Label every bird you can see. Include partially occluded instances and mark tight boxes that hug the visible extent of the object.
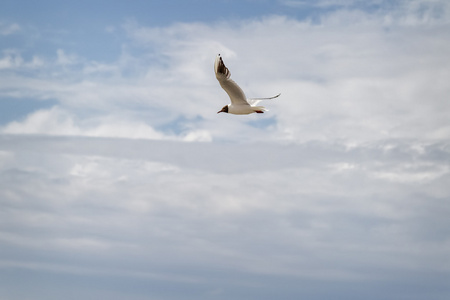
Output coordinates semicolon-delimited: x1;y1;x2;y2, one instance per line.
214;54;280;115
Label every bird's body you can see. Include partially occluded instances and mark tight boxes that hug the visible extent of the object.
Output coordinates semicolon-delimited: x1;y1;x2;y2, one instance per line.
214;54;280;115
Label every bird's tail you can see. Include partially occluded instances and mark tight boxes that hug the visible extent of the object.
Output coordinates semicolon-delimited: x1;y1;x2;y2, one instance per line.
248;93;280;106
248;93;281;101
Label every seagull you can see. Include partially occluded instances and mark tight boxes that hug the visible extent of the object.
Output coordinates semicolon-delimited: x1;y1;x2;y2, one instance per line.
214;54;280;114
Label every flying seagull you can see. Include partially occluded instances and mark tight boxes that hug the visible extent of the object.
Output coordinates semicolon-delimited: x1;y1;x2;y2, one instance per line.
214;54;280;114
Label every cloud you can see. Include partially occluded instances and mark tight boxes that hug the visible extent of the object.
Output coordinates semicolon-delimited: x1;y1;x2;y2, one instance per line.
0;106;212;142
280;0;450;22
0;50;24;69
0;22;20;35
1;135;449;299
280;0;365;8
56;49;78;66
0;49;45;70
1;2;450;299
0;106;199;141
2;4;449;144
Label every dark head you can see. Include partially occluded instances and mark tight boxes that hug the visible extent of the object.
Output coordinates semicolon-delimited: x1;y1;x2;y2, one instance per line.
217;105;229;114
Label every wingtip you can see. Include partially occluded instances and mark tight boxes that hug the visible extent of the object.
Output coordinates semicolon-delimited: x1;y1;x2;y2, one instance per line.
214;54;229;78
267;93;281;99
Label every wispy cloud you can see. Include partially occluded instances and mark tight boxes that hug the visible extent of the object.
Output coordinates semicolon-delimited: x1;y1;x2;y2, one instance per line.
280;0;388;9
0;49;45;70
1;4;449;143
0;22;20;35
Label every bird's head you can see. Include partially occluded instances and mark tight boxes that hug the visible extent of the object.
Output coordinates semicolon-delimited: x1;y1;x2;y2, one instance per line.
217;105;229;114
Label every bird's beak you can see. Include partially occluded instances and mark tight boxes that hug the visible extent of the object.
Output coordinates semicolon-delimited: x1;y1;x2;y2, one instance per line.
217;110;221;114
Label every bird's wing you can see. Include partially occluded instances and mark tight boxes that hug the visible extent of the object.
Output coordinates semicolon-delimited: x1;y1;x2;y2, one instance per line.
214;55;249;106
247;93;281;106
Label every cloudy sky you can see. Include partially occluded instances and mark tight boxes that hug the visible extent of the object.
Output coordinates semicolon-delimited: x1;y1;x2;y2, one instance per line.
1;0;450;299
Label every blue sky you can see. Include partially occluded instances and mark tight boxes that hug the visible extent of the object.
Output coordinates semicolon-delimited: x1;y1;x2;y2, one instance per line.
1;0;310;66
1;1;450;300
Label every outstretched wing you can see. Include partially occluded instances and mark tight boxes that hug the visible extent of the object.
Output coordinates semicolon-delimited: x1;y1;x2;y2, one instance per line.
214;54;249;106
247;93;281;106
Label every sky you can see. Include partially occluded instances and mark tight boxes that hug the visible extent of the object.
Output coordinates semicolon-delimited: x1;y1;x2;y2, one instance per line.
1;0;450;299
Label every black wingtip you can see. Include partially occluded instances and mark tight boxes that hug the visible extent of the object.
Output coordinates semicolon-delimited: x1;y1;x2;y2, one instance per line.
214;54;230;78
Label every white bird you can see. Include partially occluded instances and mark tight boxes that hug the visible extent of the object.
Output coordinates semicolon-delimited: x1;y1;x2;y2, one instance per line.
214;54;280;114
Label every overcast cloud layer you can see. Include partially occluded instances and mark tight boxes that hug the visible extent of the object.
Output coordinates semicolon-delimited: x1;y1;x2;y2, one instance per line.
1;135;449;300
1;0;450;299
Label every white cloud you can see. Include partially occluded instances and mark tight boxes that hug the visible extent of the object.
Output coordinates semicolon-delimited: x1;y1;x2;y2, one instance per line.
2;107;79;135
280;0;366;8
0;106;214;141
0;106;167;139
2;4;448;144
0;22;20;35
0;50;24;69
0;50;45;70
398;0;450;26
56;49;78;66
2;2;450;299
182;129;212;142
1;136;449;290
